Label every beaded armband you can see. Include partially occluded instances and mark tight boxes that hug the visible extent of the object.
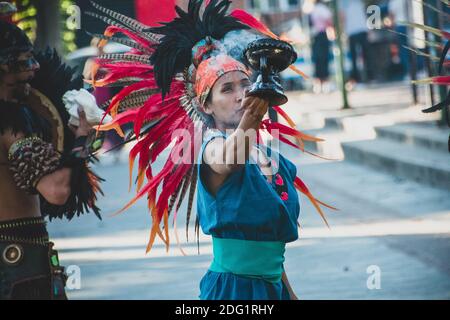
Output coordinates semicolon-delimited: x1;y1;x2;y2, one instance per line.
8;136;61;193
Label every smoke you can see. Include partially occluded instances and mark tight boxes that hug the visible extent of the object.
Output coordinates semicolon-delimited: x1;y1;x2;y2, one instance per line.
220;30;264;63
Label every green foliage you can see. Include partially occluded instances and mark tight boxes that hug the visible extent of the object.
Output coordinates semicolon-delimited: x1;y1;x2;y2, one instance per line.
60;0;77;54
13;0;36;42
12;0;78;54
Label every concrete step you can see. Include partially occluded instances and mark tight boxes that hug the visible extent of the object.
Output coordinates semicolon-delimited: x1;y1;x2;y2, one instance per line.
342;138;450;190
376;122;449;153
291;103;414;131
303;128;372;159
298;106;443;159
320;103;413;129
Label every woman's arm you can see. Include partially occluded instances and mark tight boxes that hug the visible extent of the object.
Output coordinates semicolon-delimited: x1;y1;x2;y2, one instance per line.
282;271;299;300
204;96;269;176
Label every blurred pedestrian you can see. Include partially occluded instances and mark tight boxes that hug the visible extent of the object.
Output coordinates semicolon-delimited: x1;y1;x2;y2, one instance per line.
389;0;410;79
310;0;333;93
340;0;373;83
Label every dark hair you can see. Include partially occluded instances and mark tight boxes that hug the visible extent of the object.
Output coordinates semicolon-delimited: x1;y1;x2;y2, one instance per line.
0;21;32;65
205;90;213;105
201;91;216;127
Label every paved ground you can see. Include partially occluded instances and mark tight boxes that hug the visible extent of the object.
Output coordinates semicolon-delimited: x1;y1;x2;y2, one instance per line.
47;82;450;300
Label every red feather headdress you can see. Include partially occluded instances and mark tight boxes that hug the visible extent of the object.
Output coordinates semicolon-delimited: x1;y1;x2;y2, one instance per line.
87;0;337;253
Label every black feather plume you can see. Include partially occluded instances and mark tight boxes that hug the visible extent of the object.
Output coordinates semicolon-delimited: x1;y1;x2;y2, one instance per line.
149;0;248;99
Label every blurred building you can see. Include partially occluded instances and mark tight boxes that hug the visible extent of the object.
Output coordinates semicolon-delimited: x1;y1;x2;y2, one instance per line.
244;0;302;33
177;0;302;34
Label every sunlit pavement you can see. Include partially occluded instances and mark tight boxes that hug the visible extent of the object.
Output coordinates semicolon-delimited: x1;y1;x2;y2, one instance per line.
47;84;450;300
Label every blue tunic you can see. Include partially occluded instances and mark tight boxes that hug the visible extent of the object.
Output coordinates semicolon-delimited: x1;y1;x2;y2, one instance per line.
197;130;301;300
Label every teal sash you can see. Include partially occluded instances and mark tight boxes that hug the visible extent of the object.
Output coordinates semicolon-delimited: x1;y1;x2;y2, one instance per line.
209;237;286;283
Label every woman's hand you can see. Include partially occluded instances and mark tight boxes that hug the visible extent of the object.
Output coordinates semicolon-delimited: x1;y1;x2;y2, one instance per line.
237;95;269;135
241;95;269;121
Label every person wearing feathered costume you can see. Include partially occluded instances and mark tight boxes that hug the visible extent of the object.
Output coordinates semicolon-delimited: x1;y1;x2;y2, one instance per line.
0;3;105;299
89;0;336;300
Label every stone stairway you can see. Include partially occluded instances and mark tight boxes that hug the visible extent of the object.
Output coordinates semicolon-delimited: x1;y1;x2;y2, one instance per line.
298;105;450;190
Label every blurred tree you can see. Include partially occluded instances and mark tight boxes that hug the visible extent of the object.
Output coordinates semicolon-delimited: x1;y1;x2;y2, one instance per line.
33;0;61;52
13;0;37;42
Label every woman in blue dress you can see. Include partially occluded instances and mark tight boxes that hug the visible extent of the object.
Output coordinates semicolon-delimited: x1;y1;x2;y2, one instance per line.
92;0;334;300
196;67;300;300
